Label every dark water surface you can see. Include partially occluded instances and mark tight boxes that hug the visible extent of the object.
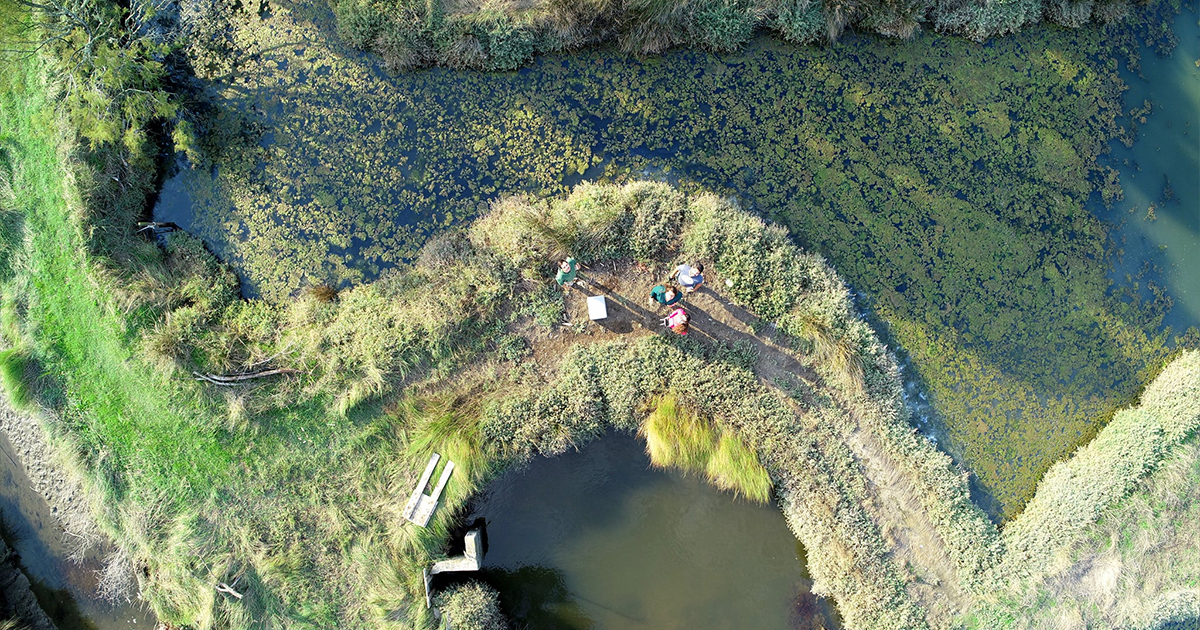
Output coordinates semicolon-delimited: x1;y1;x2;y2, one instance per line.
457;433;837;630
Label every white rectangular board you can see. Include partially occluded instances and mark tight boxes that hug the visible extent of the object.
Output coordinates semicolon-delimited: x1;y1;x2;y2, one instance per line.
587;295;608;320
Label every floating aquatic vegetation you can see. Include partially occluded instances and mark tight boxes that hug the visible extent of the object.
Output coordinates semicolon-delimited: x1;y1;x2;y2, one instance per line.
168;0;1187;517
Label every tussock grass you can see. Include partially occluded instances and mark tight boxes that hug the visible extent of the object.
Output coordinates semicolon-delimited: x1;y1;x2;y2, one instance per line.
641;394;771;502
0;347;32;409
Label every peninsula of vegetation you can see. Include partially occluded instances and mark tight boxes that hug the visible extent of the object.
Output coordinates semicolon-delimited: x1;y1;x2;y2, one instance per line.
0;0;1198;627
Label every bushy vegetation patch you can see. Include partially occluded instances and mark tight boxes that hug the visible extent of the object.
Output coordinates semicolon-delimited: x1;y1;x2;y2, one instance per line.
434;581;509;630
332;0;1172;67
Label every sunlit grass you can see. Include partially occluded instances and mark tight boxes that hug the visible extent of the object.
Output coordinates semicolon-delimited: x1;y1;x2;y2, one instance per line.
641;394;771;502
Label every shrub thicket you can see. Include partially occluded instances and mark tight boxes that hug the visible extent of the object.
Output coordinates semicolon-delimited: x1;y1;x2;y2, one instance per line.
333;0;1158;68
435;582;508;630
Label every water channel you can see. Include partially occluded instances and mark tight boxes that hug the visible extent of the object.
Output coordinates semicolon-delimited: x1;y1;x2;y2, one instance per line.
452;433;837;630
0;425;156;630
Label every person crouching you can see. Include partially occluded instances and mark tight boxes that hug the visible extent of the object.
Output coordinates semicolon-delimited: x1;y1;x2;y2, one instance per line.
661;307;690;335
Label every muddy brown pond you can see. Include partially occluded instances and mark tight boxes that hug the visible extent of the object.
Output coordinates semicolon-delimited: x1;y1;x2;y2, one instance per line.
446;433;839;630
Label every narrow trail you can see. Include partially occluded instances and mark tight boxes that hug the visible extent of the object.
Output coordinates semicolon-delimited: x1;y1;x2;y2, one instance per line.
523;260;967;628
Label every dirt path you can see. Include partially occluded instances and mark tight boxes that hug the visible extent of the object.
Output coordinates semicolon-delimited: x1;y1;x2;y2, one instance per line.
521;260;967;627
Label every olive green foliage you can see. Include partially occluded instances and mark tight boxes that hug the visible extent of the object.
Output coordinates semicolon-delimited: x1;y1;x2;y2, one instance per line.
333;0;1154;67
434;582;508;630
175;6;1182;515
641;393;772;502
475;181;686;268
969;351;1200;629
9;0;191;163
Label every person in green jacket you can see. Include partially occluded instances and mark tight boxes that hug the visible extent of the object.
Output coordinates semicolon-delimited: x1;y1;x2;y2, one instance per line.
555;258;579;288
648;284;681;307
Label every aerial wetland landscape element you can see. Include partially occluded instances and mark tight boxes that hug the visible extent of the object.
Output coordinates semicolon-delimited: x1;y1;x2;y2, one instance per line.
458;433;837;629
159;0;1197;518
1;0;1199;625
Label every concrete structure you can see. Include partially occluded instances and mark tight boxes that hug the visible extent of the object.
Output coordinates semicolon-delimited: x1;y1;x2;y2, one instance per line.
403;453;454;528
430;529;484;575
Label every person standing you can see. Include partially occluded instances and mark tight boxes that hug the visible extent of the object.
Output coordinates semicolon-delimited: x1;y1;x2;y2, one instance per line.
648;284;682;307
555;258;579;289
671;262;705;293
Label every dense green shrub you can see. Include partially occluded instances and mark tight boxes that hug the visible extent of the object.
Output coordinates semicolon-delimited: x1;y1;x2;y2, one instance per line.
435;582;508;630
336;0;387;49
771;0;826;43
689;0;762;51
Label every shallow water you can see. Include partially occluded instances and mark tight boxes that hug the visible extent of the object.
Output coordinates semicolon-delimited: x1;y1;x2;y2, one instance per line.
0;430;156;630
455;433;836;630
1095;6;1200;334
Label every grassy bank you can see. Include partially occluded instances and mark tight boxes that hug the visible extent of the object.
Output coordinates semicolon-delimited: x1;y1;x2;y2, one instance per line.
967;350;1200;629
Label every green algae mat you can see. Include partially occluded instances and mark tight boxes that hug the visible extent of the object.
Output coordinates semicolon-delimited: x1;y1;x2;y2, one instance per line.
166;1;1189;518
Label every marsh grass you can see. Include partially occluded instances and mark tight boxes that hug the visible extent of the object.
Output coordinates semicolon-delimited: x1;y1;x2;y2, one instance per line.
336;0;1143;68
0;347;32;409
641;394;771;502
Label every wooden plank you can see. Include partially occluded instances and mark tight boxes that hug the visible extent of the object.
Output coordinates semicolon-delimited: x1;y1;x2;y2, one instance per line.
404;455;455;527
423;568;431;609
403;454;440;522
411;461;454;527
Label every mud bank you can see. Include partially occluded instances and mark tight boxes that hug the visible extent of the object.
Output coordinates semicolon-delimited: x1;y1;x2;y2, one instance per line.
0;399;157;630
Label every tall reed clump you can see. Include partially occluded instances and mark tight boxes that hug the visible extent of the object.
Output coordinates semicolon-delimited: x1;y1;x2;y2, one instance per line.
641;393;772;502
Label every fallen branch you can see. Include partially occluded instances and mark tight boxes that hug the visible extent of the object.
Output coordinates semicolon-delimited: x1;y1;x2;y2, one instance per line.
193;368;301;386
216;581;244;600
